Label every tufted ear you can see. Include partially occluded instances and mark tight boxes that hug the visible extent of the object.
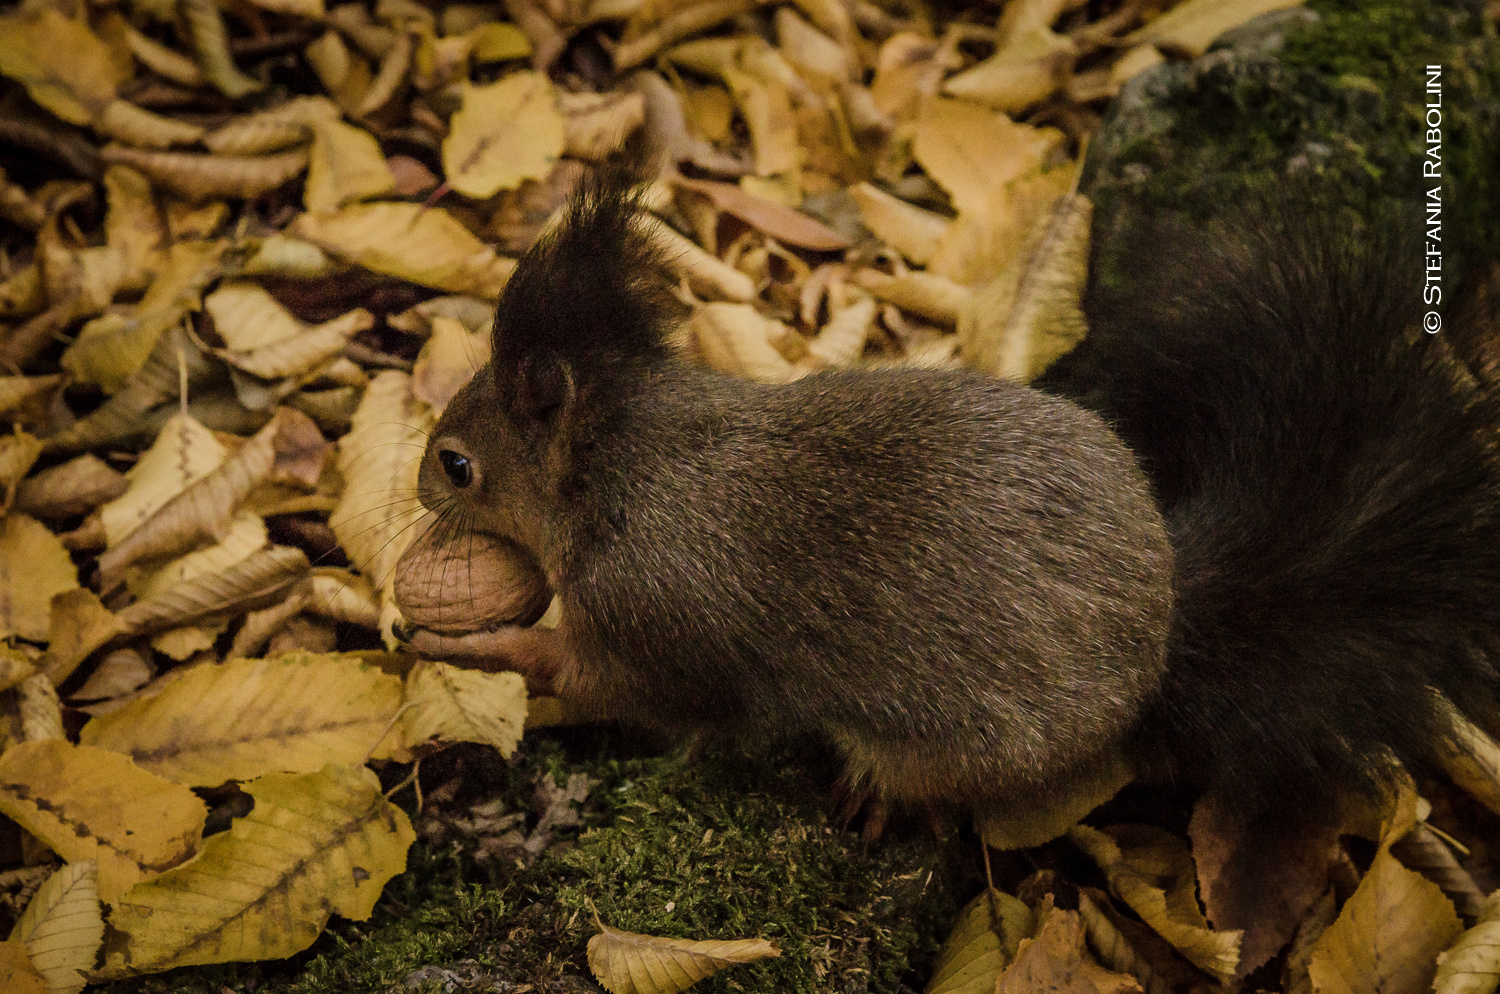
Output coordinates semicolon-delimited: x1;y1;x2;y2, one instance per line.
490;171;676;424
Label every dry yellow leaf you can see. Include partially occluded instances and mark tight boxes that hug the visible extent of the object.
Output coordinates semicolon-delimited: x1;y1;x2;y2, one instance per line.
0;374;61;416
73;648;153;703
217;308;374;381
851;269;971;326
9;672;64;745
39;589;123;687
686;302;806;382
306;569;382;628
243;234;336;277
104;764;414;975
1307;847;1462;994
305;118;396;213
101;146;309;203
1126;0;1306;57
356;30;412;117
9;861;103;994
0;740;205;903
0;262;43;319
959;190;1090;382
125;512;268;602
332;370;435;642
0;9;119;125
469;21;533;61
60;239;226;393
0;426;43;513
245;0;325;18
0;644;35;693
101;412;227;549
443;72;566;199
114;543;310;637
120;21;205;87
97;408;295;584
102;166;166;293
975;746;1130;850
926;888;1033;994
913;97;1063;213
205;281;306;352
849;182;951;266
94;100;207;150
291;202;515;299
401;660;527;755
1075;891;1174;994
203;96;338;155
1434;892;1500;994
587;913;781;994
0;941;46;994
81;652;406;785
180;0;263;98
673;175;852;250
1069;824;1241;982
412;315;491;413
0;515;78;643
1438;709;1500;818
942;23;1074;112
997;901;1143;994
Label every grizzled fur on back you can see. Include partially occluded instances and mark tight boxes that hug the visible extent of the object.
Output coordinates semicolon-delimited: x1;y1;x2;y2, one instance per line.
441;174;1179;809
1045;201;1500;826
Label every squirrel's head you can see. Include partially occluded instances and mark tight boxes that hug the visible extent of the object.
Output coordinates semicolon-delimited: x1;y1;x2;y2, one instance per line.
417;172;678;557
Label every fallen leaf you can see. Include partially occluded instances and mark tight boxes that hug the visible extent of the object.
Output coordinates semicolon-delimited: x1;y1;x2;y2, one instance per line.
1434;892;1500;994
9;861;103;994
1126;0;1307;57
443;71;566;199
412;315;491;413
0;9;119;125
1306;847;1462;994
100;146;309;203
997;899;1142;994
0;515;78;642
1069;824;1242;982
305;118;396;214
0;942;46;994
926;888;1034;994
292;202;516;299
957;190;1091;381
114;544;311;637
913;96;1063;213
587;911;781;994
0;740;205;903
401;660;527;755
673;174;852;250
103;764;414;974
100;412;228;550
81;651;406;785
332;370;435;644
849;182;951;266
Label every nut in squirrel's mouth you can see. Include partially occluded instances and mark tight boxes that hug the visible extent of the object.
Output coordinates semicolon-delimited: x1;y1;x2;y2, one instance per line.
393;526;554;636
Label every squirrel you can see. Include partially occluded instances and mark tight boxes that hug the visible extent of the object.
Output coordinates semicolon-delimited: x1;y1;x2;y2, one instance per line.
392;174;1500;853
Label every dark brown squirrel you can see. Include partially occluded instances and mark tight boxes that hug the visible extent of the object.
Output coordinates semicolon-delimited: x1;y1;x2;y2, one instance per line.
393;175;1500;852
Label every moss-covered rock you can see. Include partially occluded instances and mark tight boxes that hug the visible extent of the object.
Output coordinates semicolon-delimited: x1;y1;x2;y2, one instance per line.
1084;0;1500;263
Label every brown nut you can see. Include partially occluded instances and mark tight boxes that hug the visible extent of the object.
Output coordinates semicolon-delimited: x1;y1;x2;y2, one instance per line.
394;526;552;634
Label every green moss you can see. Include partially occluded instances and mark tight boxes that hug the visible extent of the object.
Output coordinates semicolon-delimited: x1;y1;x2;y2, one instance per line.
99;738;961;994
1087;0;1500;262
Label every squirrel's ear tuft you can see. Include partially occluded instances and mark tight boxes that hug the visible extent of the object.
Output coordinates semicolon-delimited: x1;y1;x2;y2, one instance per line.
491;171;676;390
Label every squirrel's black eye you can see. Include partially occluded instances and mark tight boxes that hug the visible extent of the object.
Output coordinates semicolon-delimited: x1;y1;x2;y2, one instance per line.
438;449;473;488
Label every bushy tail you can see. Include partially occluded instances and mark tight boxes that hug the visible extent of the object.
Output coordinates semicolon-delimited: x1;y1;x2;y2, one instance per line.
1045;197;1500;823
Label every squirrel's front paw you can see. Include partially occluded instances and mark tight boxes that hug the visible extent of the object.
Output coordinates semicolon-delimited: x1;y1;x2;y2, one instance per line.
399;623;562;697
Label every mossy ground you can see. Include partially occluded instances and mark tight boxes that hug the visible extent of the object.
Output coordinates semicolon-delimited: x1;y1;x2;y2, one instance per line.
100;730;969;994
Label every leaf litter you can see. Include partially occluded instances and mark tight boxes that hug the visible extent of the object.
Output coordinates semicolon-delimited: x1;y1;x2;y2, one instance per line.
0;0;1490;990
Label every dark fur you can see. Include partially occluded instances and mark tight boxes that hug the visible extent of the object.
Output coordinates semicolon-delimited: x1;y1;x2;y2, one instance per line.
411;177;1500;833
1045;201;1500;825
417;181;1175;811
